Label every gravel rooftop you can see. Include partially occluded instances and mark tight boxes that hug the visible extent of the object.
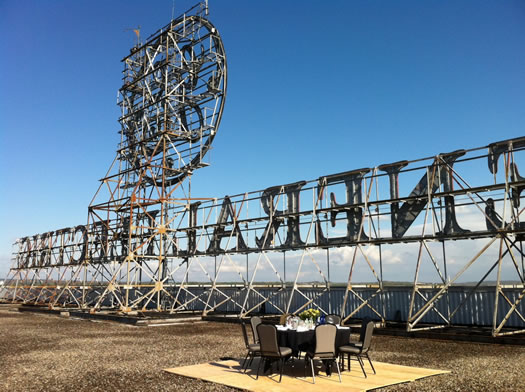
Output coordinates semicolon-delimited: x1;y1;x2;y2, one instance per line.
1;309;524;391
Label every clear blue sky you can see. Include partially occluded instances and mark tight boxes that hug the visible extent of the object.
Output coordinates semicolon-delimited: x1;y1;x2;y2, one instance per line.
0;0;524;277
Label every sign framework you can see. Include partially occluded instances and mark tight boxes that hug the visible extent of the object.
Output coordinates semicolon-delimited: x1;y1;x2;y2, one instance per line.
1;3;525;337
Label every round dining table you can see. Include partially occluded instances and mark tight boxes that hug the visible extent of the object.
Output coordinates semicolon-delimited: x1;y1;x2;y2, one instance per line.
276;325;351;357
276;325;351;376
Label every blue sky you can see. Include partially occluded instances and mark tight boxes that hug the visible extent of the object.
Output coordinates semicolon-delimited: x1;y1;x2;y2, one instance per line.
0;0;524;278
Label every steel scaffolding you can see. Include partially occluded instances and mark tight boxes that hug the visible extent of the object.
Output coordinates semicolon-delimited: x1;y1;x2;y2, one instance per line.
1;3;524;337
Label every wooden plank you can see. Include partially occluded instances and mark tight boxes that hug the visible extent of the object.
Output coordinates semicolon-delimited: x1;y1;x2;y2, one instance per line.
164;358;450;392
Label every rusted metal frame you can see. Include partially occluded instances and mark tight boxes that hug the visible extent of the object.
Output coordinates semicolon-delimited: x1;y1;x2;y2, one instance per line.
2;267;21;302
20;268;44;303
34;266;59;304
157;177;168;310
49;262;84;307
493;152;512;332
357;245;382;284
210;208;247;285
61;265;89;307
408;236;500;328
63;285;82;308
165;175;188;200
132;282;160;310
92;260;129;310
96;267;129;310
290;287;329;316
144;43;164;74
18;270;39;302
494;288;525;334
500;152;511;230
241;287;286;317
240;252;286;317
27;270;45;304
203;197;250;312
494;288;525;336
10;269;27;302
448;250;507;321
123;197;139;310
203;285;246;315
343;288;383;321
492;235;525;334
87;155;121;207
370;168;387;323
125;285;156;310
169;285;211;313
172;257;201;312
191;197;218;253
241;191;286;315
497;284;525;324
408;164;441;330
19;269;41;303
340;172;380;322
86;260;122;290
409;201;522;330
285;184;325;315
166;283;200;313
205;252;249;305
435;156;504;230
421;241;447;284
413;289;449;324
130;256;158;283
137;142;166;196
161;202;189;235
433;184;452;324
341;245;363;322
51;268;75;306
342;244;385;321
503;235;525;283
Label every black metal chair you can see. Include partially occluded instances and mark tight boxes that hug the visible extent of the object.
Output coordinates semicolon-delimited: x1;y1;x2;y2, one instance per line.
304;324;341;383
240;321;260;373
338;320;376;377
256;324;292;383
325;314;341;325
250;316;262;343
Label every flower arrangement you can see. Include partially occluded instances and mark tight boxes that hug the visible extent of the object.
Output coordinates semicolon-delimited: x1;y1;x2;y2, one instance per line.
299;308;320;321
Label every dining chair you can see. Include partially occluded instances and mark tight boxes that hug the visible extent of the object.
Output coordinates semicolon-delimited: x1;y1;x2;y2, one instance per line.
241;321;260;373
256;324;292;383
338;320;376;377
304;324;341;384
250;316;262;344
325;314;341;325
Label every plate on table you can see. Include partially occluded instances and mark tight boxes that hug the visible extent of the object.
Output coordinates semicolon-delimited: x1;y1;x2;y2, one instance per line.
336;325;350;329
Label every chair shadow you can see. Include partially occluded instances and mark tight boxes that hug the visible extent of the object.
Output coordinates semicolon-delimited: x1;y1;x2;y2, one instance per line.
237;357;346;384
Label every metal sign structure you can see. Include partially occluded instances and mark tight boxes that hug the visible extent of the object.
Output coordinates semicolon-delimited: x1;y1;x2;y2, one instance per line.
1;3;525;337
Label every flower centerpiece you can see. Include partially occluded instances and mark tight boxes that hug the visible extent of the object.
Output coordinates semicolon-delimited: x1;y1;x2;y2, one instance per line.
299;308;320;322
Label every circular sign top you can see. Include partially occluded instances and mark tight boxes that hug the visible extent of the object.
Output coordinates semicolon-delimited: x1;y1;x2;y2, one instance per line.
119;14;227;187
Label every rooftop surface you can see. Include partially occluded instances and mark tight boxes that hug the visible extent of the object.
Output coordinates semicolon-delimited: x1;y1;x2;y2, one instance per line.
1;309;524;391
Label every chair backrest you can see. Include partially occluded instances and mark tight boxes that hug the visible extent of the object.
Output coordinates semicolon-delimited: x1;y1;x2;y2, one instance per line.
257;324;280;357
361;321;375;351
250;316;262;343
314;324;337;357
358;317;372;342
325;314;341;325
241;322;250;348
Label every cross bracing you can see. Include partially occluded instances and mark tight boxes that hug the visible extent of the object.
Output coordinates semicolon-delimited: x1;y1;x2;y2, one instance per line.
3;136;525;336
